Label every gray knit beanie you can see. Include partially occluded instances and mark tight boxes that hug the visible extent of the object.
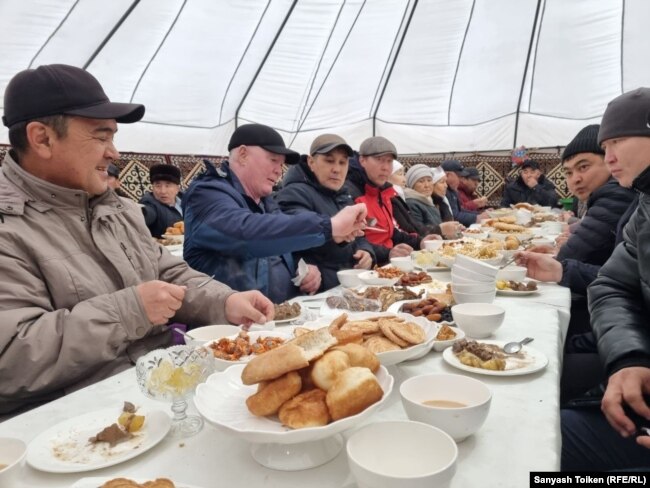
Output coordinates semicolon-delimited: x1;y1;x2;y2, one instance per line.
598;88;650;145
406;164;433;188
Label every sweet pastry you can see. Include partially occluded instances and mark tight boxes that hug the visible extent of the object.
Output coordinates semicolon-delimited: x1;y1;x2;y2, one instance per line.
363;335;401;353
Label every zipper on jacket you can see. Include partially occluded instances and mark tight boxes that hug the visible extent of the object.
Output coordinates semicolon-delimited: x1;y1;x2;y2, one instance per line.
120;242;136;269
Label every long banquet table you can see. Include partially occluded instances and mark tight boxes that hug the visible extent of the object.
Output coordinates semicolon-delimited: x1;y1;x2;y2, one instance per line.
0;274;570;487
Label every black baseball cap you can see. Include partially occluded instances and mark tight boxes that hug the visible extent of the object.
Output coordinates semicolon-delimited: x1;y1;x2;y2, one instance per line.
228;123;300;164
521;160;541;171
2;64;145;127
462;167;480;180
441;159;465;173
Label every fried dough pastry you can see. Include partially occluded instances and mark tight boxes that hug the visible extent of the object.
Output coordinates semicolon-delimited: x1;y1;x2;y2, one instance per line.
101;479;175;488
311;351;350;391
246;371;302;416
326;367;384;421
278;388;330;429
333;343;380;372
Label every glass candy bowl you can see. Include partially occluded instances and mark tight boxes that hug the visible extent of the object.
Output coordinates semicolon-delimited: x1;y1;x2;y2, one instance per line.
136;345;213;437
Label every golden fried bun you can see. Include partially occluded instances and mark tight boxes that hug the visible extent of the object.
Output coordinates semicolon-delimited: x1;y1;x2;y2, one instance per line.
331;328;363;345
278;388;331;429
246;371;302;416
333;343;380;372
326;367;383;421
311;350;350;391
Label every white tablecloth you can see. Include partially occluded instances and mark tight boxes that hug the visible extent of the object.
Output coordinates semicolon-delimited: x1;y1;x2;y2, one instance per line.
0;279;570;488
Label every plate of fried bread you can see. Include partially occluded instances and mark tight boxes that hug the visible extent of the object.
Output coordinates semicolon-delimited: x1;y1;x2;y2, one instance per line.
71;477;203;488
296;312;438;366
442;339;548;376
194;327;394;446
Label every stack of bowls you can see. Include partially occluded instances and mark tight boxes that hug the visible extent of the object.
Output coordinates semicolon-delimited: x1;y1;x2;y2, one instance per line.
450;254;498;304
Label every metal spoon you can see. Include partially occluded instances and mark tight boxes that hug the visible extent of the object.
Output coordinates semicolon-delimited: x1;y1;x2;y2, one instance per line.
503;337;534;354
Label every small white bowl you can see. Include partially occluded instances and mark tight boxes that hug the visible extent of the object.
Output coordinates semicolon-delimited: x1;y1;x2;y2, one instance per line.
451;303;505;338
530;237;554;247
184;324;242;348
390;256;414;272
454;254;499;277
400;373;492;441
337;269;366;288
451;282;495;294
423;239;444;251
358;270;400;286
452;289;496;304
450;265;496;283
347;421;457;488
496;265;527;282
0;438;26;488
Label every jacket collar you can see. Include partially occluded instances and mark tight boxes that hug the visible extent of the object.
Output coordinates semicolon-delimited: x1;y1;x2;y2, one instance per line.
284;158;347;198
632;165;650;194
0;152;125;217
403;187;434;206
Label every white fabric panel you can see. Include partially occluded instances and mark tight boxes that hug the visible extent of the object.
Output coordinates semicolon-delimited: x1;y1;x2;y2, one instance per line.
450;0;538;125
622;0;650;92
516;113;601;148
526;0;621;118
378;0;473;125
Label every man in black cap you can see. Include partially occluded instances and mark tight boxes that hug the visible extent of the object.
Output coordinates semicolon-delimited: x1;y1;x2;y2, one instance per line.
458;166;488;211
559;88;650;470
0;64;274;414
500;159;559;208
182;123;367;303
139;163;183;238
441;159;488;226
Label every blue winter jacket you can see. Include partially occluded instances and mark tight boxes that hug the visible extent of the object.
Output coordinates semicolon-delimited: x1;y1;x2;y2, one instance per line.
182;161;333;302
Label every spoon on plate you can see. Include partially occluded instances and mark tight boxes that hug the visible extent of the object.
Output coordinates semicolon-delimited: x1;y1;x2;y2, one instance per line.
503;337;534;354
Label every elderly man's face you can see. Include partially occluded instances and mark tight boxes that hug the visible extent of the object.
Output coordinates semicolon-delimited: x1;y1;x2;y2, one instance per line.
153;180;180;205
45;117;120;197
562;153;610;202
602;136;650;188
359;154;393;186
237;145;285;201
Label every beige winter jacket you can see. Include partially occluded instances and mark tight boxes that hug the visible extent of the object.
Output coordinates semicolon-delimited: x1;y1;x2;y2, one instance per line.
0;153;234;414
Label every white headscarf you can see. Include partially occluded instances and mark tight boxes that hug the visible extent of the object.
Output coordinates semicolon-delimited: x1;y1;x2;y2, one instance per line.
431;166;446;184
392;159;403;174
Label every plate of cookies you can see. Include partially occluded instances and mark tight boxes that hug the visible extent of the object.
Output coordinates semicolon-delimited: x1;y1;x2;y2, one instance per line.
297;312;438;366
194;327;393;446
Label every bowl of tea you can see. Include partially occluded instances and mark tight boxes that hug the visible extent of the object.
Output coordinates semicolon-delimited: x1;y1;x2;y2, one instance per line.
399;373;492;441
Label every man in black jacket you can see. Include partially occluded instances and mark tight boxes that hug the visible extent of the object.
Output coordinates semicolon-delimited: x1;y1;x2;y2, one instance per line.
500;159;559;208
561;88;650;470
140;164;183;238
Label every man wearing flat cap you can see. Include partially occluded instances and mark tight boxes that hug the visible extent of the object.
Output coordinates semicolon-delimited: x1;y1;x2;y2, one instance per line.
441;159;489;226
500;159;559;208
0;64;274;415
345;136;440;264
458;166;488;211
561;87;650;470
140;163;184;238
182;124;367;303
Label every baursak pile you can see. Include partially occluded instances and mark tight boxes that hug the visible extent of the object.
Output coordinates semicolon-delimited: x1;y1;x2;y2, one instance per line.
241;327;384;429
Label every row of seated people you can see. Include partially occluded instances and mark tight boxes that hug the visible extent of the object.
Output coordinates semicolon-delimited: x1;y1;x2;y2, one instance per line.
2;63;650;475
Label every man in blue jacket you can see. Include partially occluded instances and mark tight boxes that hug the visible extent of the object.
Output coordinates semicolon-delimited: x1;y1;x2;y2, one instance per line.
182;124;367;303
442;159;488;227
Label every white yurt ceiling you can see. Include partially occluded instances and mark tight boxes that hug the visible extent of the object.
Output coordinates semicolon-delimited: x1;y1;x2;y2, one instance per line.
0;0;646;155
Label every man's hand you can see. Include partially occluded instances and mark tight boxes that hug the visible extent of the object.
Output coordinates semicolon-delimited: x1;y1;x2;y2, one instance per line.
331;203;367;243
439;222;461;239
137;280;186;325
555;231;570;247
525;244;557;255
299;264;322;294
523;173;540;189
514;251;562;282
389;243;413;258
353;250;373;269
225;290;274;327
473;196;488;208
476;211;491;222
601;367;650;443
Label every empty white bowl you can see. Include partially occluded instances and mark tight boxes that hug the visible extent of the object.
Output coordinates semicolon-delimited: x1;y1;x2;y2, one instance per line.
0;438;26;488
496;265;527;282
423;239;445;251
451;303;505;338
452;289;496;304
347;421;457;488
451;282;495;294
337;269;366;287
454;254;499;277
450;264;496;283
400;374;492;441
184;324;242;348
390;256;414;272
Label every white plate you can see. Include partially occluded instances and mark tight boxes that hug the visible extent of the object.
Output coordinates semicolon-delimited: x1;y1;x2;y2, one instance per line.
205;330;293;371
163;243;183;253
162;233;184;242
357;270;400;286
194;364;393;445
496;288;539;296
297;312;438;366
70;477;204;488
442;340;548;376
26;408;171;473
273;309;305;325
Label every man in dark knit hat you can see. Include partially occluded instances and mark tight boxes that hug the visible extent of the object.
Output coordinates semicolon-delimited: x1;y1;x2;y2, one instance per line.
139;163;183;238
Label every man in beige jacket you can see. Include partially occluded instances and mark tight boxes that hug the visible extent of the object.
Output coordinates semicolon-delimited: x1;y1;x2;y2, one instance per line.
0;64;274;415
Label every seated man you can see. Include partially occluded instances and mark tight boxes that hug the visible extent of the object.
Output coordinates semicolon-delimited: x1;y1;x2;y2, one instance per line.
442;159;488;227
457;167;488;211
0;64;273;415
344;137;439;264
559;88;650;470
500;159;559;208
182;124;366;303
275;134;375;291
140;164;184;238
107;163;128;197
